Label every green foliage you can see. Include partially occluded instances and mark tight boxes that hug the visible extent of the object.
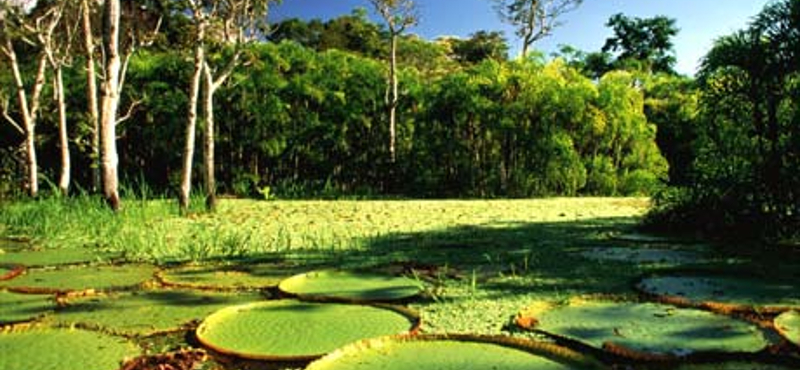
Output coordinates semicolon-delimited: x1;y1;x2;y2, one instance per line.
602;13;679;74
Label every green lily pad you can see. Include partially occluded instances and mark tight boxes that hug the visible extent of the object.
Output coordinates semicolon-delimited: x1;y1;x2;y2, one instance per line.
774;310;800;348
306;334;604;370
196;300;420;361
0;291;55;324
0;248;122;267
579;247;704;264
278;270;424;302
52;289;263;336
524;299;769;357
0;327;139;370
158;263;303;290
675;362;797;370
637;274;800;311
611;233;679;243
0;264;156;294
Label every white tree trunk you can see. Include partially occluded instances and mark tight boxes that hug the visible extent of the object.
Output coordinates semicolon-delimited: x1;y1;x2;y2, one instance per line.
55;65;70;194
388;33;398;164
100;0;122;210
179;5;206;213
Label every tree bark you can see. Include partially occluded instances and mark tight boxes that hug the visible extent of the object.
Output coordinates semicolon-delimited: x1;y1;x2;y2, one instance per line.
388;32;398;164
100;0;122;211
179;5;206;213
203;66;217;211
4;40;47;198
82;0;100;193
55;65;70;195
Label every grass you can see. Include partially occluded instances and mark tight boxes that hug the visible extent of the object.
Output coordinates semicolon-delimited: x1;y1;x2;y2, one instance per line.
2;196;798;368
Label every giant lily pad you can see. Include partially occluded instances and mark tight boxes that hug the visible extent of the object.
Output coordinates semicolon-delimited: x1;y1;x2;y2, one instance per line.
278;270;424;302
579;247;704;265
774;310;800;348
520;299;770;357
637;274;800;312
0;291;55;324
0;264;156;294
0;248;121;267
305;334;604;370
157;263;303;290
52;289;263;336
196;300;420;361
0;327;139;370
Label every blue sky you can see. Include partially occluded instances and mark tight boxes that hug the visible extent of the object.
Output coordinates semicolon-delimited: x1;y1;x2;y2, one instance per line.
272;0;771;76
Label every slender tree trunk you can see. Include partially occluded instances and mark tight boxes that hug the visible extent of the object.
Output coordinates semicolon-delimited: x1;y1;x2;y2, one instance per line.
5;41;47;198
388;33;398;164
82;0;100;193
180;6;206;213
203;66;217;211
100;0;123;211
55;65;70;195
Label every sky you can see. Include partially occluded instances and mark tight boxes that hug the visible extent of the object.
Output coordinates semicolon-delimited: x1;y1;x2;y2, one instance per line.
271;0;772;76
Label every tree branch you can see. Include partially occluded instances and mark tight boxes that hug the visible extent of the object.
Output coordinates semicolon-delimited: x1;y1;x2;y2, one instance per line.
116;98;142;126
1;98;24;135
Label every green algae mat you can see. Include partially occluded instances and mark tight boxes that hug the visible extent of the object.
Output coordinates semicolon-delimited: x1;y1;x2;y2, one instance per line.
0;264;155;294
0;327;139;370
278;270;424;302
637;274;800;311
775;310;800;348
0;248;121;267
157;263;304;290
519;299;770;357
305;334;604;370
0;291;55;324
196;300;420;361
52;289;263;336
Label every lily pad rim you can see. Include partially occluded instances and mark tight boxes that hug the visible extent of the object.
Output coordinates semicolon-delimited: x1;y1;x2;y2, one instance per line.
634;270;799;314
0;263;25;281
306;333;606;370
277;269;426;303
774;310;800;349
196;300;422;362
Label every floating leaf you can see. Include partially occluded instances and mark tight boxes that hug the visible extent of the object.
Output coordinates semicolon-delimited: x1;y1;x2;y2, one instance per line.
611;233;679;243
0;291;55;324
0;265;156;294
637;274;800;312
0;248;121;267
52;289;263;336
305;334;604;370
196;300;420;361
157;263;304;290
0;327;139;370
774;310;800;348
579;247;704;264
278;270;424;302
523;299;769;357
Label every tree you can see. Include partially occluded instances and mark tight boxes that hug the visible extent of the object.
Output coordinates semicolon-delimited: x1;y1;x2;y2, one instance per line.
368;0;417;166
450;30;509;64
602;13;679;74
0;0;62;197
179;0;276;212
493;0;582;58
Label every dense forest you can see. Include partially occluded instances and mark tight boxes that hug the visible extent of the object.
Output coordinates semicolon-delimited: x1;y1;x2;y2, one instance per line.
0;0;798;241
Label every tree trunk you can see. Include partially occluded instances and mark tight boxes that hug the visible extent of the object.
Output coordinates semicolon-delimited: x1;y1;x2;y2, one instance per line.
82;0;100;193
100;0;122;211
202;65;217;211
5;40;47;198
55;65;70;195
180;6;206;213
388;33;398;164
